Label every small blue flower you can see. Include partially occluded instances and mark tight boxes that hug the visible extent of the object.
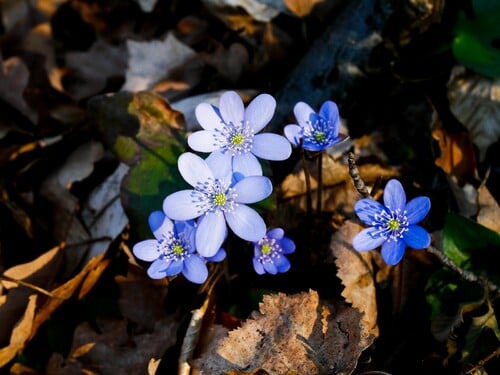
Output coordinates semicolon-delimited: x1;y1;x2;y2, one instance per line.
352;179;431;265
284;100;345;152
252;228;296;275
163;152;273;257
132;211;225;284
188;91;292;177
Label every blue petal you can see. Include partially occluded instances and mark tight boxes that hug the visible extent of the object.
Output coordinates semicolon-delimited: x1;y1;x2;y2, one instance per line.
381;240;406;265
384;179;406;211
274;255;291;273
148;211;174;240
354;198;386;226
188;130;219;153
267;228;284;239
232;152;263;177
352;227;386;251
245;93;276;133
133;240;160;262
196;211;227;257
225;204;266;241
195;103;224;130
163;190;204;220
252;258;266;275
319;101;339;130
403;225;431;249
302;139;328;152
233;176;272;203
147;259;172;279
293;102;315;128
279;237;296;254
405;196;431;225
165;259;184;276
284;124;302;147
263;261;278;274
219;91;244;127
178;152;213;188
252;133;292;161
205;248;226;262
205;151;233;182
183;255;208;284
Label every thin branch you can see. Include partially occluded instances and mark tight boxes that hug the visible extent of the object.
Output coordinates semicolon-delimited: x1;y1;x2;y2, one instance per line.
348;152;370;198
465;346;500;374
316;152;323;214
0;274;60;298
300;140;313;217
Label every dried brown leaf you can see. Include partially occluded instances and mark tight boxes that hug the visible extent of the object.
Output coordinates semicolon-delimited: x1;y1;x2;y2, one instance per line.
477;184;500;232
284;0;324;17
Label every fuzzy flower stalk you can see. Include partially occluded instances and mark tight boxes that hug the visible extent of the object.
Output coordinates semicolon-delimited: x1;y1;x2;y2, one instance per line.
252;228;296;275
352;179;431;265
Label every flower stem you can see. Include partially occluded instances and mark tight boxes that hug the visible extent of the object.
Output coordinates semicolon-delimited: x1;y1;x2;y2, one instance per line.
300;142;313;217
316;152;323;214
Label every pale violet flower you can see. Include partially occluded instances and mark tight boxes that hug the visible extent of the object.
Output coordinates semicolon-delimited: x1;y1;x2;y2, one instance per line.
252;228;295;275
132;211;225;284
284;100;345;152
188;91;292;177
352;179;431;265
163;152;273;257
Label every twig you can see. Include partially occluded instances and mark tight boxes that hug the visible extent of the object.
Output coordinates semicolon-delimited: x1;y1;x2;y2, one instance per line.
0;274;60;298
300;140;313;217
316;152;323;214
348;152;370;198
465;346;500;374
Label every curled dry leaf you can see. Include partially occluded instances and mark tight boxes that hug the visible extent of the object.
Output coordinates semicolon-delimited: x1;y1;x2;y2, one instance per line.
284;0;325;18
192;290;375;375
477;184;500;233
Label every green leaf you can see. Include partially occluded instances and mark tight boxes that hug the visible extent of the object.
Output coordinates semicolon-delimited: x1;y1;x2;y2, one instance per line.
88;91;187;238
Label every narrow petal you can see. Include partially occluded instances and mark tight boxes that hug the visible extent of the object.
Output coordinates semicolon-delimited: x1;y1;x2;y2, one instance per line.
205;248;226;262
267;228;284;239
195;102;224;130
252;258;266;275
354;198;387;226
280;238;296;254
293;102;315;127
196;211;227;257
405;196;431;225
352;227;386;251
232;152;263;177
384;179;406;211
178;152;213;187
381;240;406;265
263;261;278;274
225;204;266;241
284;124;302;147
133;240;159;261
252;133;292;161
205;151;233;182
219;91;244;126
403;225;431;249
164;259;184;276
319;101;339;127
245;93;276;133
233;176;272;203
147;259;172;279
183;255;208;284
274;255;291;273
188;130;220;153
163;190;204;220
149;211;173;240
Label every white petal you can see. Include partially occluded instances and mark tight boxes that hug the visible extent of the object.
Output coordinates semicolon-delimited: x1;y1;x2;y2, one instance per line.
196;211;227;257
163;190;205;220
195;102;224;130
233;176;272;203
178;152;213;187
233;153;262;177
225;205;266;242
252;133;292;160
293;102;315;127
219;91;244;126
245;93;276;133
205;151;233;182
133;240;159;261
188;131;220;153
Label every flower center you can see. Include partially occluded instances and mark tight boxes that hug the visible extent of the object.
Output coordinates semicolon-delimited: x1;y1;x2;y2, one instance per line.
214;192;227;206
157;234;190;261
214;120;254;156
193;178;237;214
171;243;184;255
261;243;272;255
256;237;281;263
314;131;326;143
303;115;336;147
231;133;244;146
371;208;409;242
387;218;400;230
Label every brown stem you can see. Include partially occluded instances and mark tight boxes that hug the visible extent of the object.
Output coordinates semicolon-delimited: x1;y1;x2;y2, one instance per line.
300;143;313;217
316;152;323;214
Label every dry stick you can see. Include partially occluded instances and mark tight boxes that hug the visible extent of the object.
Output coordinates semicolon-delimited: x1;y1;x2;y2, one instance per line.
300;140;313;217
348;152;370;198
316;152;323;214
466;346;500;374
0;274;59;298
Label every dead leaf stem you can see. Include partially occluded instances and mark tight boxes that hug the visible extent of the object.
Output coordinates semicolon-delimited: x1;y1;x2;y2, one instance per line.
0;274;59;298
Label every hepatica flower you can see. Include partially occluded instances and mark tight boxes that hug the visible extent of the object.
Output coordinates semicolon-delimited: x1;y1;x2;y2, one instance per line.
252;228;296;275
163;152;273;257
284;100;345;152
133;211;225;284
188;91;291;176
352;179;431;265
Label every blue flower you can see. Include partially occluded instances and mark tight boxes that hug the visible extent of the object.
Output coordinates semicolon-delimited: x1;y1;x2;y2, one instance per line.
132;211;226;284
188;91;292;177
252;228;296;275
163;152;273;257
284;100;345;152
352;179;431;265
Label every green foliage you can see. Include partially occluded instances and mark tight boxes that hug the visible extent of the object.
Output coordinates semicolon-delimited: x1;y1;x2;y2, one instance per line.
88;91;187;238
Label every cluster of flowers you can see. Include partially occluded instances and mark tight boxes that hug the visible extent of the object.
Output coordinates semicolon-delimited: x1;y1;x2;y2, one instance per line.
133;91;431;284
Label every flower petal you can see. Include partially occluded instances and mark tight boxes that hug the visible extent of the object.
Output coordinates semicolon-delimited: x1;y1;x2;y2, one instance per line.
267;228;284;239
205;151;232;182
381;240;406;265
284;124;302;147
205;248;226;262
352;227;386;251
263;261;278;274
195;102;224;130
319;101;339;130
188;130;219;153
196;211;227;257
280;237;296;254
147;259;172;279
163;190;204;220
233;176;272;203
183;255;208;284
165;259;184;276
225;204;266;241
384;179;406;211
405;196;431;225
148;211;173;240
274;255;291;273
293;102;315;127
252;133;292;161
232;152;263;177
178;152;213;187
252;258;266;275
354;198;386;226
219;91;244;126
245;93;276;133
133;240;159;261
403;225;431;249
